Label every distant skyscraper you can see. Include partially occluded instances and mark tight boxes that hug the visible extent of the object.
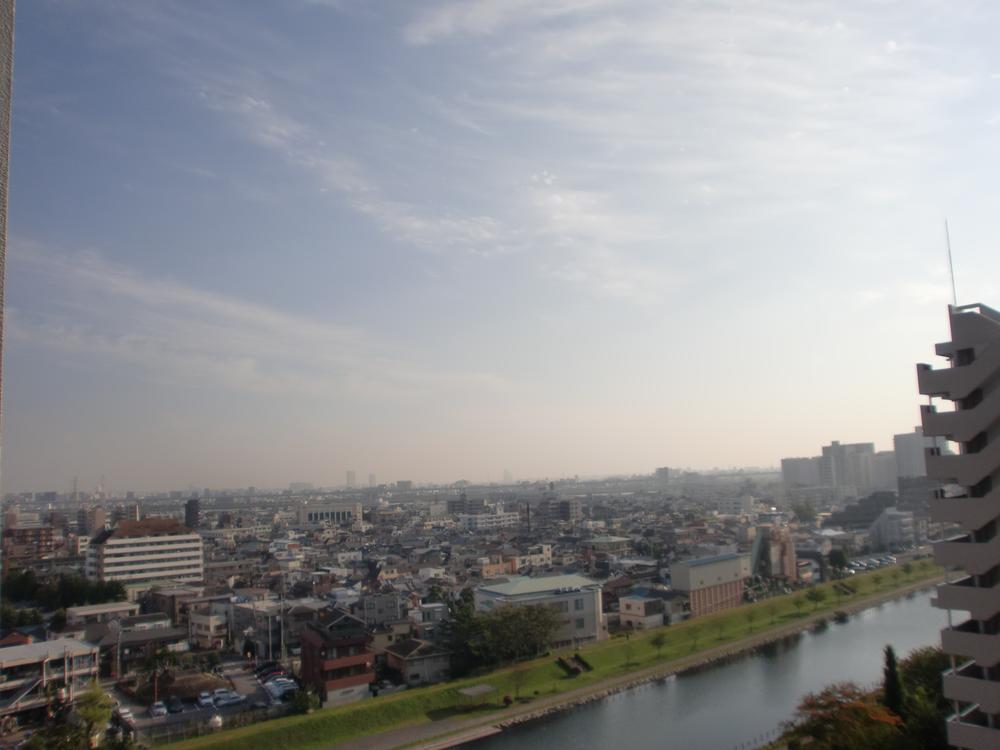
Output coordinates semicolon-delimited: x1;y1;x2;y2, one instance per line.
368;473;376;488
780;457;821;487
346;470;356;489
919;303;1000;749
893;426;948;479
184;497;201;529
819;441;876;499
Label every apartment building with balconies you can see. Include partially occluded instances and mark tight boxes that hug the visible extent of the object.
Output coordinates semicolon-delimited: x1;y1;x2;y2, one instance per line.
919;302;1000;749
86;518;203;588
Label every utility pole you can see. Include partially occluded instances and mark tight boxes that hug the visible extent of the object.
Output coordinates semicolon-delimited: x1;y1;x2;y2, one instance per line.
279;580;286;666
0;0;17;631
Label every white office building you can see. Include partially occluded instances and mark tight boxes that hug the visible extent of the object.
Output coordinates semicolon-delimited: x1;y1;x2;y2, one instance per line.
297;500;362;526
458;509;520;531
474;574;605;648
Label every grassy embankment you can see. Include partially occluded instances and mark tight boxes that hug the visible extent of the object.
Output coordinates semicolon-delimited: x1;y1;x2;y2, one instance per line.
166;561;942;750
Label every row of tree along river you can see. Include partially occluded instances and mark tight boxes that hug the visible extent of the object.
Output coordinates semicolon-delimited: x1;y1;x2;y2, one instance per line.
463;588;947;750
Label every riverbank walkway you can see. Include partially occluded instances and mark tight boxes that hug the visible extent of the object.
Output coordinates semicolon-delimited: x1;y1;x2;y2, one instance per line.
329;575;944;750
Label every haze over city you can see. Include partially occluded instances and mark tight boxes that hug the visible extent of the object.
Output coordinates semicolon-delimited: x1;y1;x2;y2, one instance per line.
5;0;1000;492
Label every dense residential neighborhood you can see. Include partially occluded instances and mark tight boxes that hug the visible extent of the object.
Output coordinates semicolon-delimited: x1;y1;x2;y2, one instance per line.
0;437;943;744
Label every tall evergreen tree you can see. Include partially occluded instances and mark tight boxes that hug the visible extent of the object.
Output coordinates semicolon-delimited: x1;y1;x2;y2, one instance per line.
882;645;904;718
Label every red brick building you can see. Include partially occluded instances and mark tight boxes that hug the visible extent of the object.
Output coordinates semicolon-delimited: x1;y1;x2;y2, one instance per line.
300;611;374;706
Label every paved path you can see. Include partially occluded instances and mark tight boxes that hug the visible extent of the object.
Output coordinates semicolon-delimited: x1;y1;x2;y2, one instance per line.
329;575;944;750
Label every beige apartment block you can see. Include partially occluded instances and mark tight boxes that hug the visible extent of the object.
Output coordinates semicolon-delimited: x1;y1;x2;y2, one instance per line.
919;303;1000;750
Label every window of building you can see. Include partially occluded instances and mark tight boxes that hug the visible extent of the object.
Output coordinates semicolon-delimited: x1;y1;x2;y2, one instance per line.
575;618;585;629
575;598;584;611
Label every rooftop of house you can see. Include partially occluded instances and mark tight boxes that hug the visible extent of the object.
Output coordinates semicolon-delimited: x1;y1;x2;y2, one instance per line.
122;613;171;626
67;601;140;617
0;638;96;666
477;574;600;597
384;638;449;659
673;553;746;568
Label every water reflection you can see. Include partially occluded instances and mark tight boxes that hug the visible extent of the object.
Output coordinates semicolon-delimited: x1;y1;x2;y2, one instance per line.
464;589;945;750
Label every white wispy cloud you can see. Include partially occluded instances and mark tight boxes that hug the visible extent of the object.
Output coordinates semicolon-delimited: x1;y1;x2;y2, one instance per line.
8;241;510;400
196;83;514;257
405;0;618;45
89;0;988;309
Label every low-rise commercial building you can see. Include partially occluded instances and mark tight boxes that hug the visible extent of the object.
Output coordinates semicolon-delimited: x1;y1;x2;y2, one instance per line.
0;640;100;723
190;611;228;650
297;501;362;527
65;601;140;627
619;595;664;630
474;574;605;648
671;553;751;616
457;510;520;531
384;639;451;686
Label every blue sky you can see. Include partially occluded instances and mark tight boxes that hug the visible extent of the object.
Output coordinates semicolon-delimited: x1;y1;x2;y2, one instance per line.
4;0;1000;493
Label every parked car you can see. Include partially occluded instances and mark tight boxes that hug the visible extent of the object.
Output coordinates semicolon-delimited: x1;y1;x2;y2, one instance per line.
114;707;134;727
167;695;184;714
253;661;279;676
257;668;286;682
213;691;245;707
197;692;214;708
148;702;168;718
213;688;231;697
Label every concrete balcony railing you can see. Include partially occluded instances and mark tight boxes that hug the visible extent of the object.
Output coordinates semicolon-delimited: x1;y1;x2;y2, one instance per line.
321;652;372;672
936;577;1000;621
942;621;1000;667
926;437;1000;488
946;707;1000;750
918;340;1000;400
921;386;1000;442
935;533;1000;576
944;663;1000;714
931;489;1000;532
322;671;375;692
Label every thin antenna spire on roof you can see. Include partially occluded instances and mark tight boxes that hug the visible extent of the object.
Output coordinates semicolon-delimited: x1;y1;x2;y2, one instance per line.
945;220;958;307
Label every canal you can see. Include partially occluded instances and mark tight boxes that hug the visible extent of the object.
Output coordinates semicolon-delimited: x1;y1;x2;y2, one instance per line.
462;588;949;750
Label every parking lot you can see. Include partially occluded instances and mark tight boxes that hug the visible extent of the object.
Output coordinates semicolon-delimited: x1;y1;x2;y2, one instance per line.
110;660;282;740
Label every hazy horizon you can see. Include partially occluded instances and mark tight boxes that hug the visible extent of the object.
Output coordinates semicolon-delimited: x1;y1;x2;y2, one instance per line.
4;1;1000;494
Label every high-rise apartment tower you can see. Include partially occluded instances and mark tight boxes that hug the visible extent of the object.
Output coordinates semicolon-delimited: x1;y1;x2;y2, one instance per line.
919;303;1000;749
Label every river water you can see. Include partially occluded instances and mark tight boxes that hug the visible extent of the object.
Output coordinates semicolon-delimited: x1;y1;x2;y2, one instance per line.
463;589;949;750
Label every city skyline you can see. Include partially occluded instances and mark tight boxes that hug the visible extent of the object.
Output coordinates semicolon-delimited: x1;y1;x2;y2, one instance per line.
5;1;1000;492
